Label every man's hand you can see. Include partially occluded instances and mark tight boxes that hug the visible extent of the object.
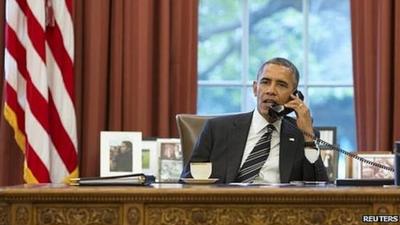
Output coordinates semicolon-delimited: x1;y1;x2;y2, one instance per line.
284;94;314;142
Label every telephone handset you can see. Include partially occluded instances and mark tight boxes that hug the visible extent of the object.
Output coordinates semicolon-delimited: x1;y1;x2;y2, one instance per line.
268;90;305;118
271;103;394;174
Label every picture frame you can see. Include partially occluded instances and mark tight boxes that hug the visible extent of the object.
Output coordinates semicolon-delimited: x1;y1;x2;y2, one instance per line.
350;151;394;179
320;149;339;182
100;131;142;177
315;127;338;181
157;138;183;182
315;126;337;149
141;138;159;179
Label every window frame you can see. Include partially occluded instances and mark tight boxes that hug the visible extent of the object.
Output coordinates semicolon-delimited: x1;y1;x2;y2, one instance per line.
197;0;354;111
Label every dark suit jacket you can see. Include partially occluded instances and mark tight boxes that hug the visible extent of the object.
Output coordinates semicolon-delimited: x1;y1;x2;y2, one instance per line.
181;111;328;183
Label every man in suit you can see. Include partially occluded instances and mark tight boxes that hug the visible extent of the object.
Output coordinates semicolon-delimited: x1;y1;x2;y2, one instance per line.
181;57;328;183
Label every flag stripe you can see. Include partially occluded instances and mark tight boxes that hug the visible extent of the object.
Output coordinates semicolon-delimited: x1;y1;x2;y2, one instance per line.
25;143;50;182
22;0;51;182
8;1;48;102
4;84;25;136
46;48;77;148
46;24;74;99
4;48;27;116
51;0;74;59
3;0;27;155
25;102;71;183
65;0;73;16
48;96;77;172
4;0;78;183
49;141;71;183
4;24;28;80
45;0;77;174
25;88;49;130
17;0;46;62
24;104;50;175
4;49;27;105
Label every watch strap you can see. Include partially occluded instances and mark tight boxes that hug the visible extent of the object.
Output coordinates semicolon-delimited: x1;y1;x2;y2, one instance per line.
304;141;317;148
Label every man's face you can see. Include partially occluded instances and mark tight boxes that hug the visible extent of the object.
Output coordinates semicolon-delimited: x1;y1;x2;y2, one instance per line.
253;63;297;119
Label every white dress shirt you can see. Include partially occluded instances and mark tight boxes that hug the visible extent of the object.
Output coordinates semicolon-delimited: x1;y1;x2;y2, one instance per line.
240;109;319;183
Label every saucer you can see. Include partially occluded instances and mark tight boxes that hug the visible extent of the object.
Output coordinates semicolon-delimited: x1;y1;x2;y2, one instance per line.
181;178;219;184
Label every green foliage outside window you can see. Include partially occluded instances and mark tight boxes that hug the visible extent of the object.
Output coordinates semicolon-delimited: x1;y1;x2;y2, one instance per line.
198;0;356;152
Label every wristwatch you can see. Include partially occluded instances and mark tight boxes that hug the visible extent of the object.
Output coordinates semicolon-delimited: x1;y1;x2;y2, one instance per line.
304;140;318;149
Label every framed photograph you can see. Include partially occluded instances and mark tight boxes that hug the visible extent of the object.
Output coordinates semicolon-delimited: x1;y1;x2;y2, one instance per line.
141;138;159;179
350;152;394;179
315;127;337;149
157;138;183;182
100;131;142;177
315;127;339;181
320;149;339;181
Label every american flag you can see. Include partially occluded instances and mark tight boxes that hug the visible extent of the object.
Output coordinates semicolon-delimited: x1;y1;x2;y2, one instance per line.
3;0;78;183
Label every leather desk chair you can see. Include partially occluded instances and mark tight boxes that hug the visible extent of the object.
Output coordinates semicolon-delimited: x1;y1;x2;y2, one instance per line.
176;114;215;165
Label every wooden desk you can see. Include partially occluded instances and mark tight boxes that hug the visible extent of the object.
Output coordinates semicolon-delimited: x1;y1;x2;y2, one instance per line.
0;184;399;225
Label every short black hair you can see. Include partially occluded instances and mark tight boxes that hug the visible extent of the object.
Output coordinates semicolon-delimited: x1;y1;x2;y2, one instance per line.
122;141;132;150
256;57;300;88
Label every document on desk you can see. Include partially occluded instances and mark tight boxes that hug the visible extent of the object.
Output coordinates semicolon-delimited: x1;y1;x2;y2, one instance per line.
69;173;155;186
227;183;296;187
227;181;329;187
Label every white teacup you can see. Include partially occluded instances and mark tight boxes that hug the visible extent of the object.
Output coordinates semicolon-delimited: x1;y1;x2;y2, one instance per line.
190;162;212;179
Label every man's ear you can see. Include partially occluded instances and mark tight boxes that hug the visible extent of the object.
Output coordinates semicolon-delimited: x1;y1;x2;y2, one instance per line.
252;81;257;96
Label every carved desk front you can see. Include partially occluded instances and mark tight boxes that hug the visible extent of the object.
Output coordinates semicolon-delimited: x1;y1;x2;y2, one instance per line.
0;184;399;225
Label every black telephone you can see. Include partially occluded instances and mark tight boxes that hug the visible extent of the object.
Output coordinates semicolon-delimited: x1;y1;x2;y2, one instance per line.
268;90;304;118
268;91;394;175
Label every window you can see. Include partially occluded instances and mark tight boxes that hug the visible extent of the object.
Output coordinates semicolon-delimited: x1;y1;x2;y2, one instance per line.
197;0;356;154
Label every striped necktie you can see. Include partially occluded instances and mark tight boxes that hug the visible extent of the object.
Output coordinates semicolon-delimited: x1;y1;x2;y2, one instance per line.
236;124;275;183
